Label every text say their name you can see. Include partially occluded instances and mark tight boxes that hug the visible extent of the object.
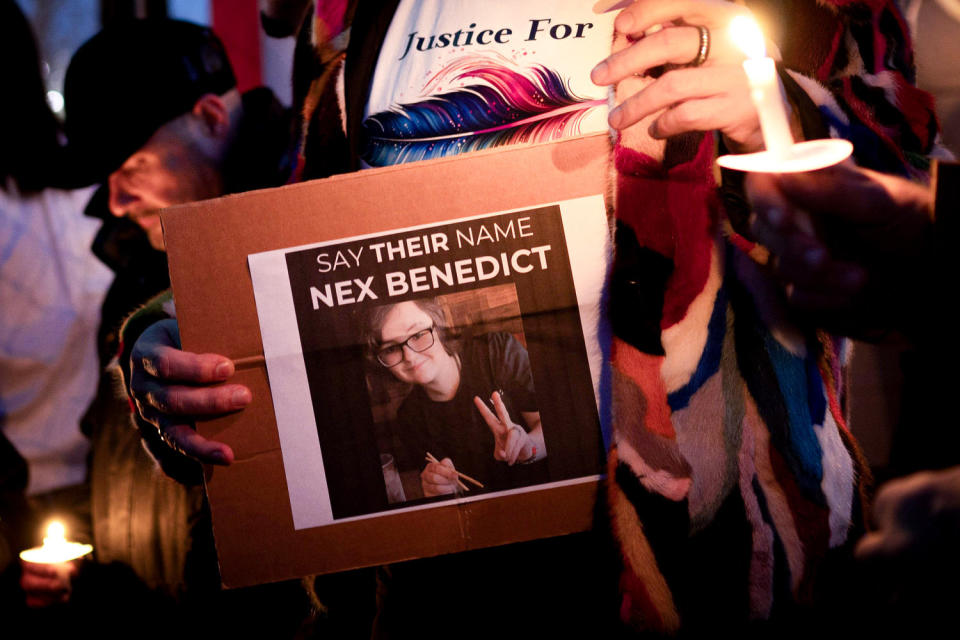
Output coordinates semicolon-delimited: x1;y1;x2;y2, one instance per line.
310;216;552;309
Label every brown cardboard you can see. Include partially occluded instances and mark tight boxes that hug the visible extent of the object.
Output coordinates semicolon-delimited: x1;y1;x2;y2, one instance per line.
161;133;610;588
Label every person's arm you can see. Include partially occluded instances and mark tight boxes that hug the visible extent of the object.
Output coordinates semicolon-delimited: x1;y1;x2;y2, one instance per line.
519;411;547;463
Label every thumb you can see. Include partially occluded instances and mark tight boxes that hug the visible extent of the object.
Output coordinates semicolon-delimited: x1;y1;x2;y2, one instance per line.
437;457;459;479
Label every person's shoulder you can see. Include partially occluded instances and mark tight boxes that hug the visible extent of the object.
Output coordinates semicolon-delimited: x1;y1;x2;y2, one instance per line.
472;331;515;350
473;331;528;363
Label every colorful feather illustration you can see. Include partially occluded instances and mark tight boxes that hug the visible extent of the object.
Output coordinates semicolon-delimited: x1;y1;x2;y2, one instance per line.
362;57;605;166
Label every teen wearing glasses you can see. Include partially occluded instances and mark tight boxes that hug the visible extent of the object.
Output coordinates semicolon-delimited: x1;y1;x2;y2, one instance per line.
365;298;547;498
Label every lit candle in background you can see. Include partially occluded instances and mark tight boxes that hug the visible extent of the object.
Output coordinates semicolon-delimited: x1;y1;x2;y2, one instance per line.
731;16;794;160
19;520;93;564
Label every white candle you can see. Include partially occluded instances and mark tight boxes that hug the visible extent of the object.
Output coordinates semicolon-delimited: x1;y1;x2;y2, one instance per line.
731;16;794;159
19;520;93;564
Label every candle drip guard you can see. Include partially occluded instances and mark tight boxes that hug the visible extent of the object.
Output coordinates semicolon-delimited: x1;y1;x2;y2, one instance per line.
716;138;853;173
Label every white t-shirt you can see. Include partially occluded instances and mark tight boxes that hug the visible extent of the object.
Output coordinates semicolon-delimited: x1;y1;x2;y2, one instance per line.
1;181;111;495
361;0;614;166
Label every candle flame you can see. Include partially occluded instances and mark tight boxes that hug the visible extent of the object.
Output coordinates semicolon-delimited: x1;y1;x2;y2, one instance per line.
20;519;92;564
730;15;766;59
45;521;66;544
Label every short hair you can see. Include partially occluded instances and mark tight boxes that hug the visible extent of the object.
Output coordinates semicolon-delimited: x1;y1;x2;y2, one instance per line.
361;298;458;362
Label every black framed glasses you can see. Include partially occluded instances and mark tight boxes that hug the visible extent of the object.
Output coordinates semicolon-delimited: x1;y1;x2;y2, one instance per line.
376;326;435;367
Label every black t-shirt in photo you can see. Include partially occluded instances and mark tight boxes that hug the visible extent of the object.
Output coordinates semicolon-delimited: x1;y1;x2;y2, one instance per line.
393;331;549;492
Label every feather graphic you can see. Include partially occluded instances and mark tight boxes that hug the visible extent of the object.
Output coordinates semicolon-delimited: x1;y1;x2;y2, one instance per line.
362;58;605;166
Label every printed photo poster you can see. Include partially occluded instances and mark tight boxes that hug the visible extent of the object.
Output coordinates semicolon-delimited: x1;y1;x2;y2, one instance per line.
248;195;608;530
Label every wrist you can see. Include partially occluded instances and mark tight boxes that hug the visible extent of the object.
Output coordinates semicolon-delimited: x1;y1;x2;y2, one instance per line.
519;444;540;464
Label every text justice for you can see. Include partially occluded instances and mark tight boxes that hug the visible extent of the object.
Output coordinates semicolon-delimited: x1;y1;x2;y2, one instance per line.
399;18;596;60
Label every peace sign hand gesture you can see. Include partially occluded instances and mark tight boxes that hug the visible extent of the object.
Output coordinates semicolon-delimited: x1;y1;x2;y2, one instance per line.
474;391;535;465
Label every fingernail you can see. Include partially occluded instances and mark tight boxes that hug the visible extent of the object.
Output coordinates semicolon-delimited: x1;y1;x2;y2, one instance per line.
211;450;227;463
232;388;251;407
216;361;233;378
591;61;607;83
615;11;634;32
608;107;622;129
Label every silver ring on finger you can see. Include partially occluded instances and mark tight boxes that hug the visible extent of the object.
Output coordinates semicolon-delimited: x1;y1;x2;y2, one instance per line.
687;25;710;67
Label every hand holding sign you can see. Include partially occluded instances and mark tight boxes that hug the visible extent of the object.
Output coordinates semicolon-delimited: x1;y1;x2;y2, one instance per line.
474;391;535;465
129;319;244;465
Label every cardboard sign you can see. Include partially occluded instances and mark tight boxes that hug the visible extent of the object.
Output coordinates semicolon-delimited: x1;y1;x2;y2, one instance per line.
161;134;611;588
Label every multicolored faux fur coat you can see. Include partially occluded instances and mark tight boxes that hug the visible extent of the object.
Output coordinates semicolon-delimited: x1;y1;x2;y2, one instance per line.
607;0;942;632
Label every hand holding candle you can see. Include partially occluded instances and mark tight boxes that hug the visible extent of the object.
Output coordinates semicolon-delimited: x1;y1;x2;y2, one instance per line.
716;16;853;172
19;521;92;608
590;0;767;152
